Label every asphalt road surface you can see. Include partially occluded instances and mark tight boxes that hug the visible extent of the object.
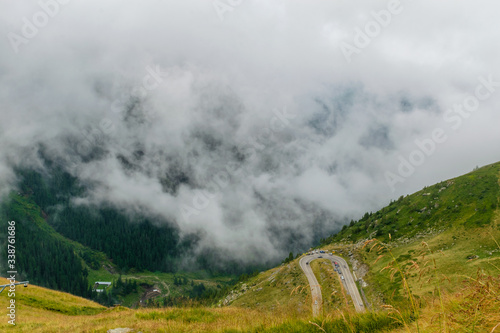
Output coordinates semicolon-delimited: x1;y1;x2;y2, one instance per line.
299;253;364;316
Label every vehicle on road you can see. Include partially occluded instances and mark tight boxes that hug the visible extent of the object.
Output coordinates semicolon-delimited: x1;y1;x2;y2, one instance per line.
318;256;322;258
341;276;344;280
320;250;325;253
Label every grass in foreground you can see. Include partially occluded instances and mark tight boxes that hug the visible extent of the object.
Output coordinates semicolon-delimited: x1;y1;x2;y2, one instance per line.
0;276;400;332
1;252;498;333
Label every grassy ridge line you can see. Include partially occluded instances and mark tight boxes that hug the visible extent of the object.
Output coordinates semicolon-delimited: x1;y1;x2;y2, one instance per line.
1;258;496;332
355;164;500;302
325;162;500;245
319;162;500;306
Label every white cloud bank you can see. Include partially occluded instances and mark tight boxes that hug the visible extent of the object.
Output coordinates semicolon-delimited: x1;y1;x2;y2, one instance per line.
1;0;499;263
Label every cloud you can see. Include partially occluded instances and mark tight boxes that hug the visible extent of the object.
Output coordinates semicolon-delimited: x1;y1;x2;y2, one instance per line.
1;0;499;264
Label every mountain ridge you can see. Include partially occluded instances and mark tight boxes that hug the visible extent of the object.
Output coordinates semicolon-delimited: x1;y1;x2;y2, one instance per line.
1;161;500;332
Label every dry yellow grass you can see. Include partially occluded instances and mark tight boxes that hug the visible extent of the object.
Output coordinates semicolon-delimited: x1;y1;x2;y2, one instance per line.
1;265;498;333
0;277;305;332
389;273;500;333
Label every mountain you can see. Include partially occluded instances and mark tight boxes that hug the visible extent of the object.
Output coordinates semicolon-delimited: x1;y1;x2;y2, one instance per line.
12;167;182;273
0;167;239;308
218;162;500;331
324;162;500;244
0;193;98;298
1;162;499;332
10;165;264;276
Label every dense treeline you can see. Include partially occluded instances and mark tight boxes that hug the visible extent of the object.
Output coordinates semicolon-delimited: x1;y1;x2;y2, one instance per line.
15;167;265;275
150;271;258;307
95;275;237;308
0;195;91;298
53;206;180;272
16;168;182;273
17;168;81;209
143;283;231;308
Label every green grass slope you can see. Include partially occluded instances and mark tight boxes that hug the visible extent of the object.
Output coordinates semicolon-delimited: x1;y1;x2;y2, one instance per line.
317;162;500;331
226;162;500;320
325;162;500;245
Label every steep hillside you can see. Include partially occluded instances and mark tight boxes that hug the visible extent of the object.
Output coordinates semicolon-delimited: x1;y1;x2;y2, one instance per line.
14;166;260;276
324;162;500;244
0;193;100;298
218;162;500;331
0;190;238;309
316;162;500;331
15;167;182;273
220;255;357;316
1;163;500;332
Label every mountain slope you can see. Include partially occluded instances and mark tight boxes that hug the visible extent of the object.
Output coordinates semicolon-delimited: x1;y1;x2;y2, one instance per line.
323;162;500;244
218;162;500;331
0;192;238;308
15;167;183;273
315;162;500;330
1;162;500;332
0;193;101;298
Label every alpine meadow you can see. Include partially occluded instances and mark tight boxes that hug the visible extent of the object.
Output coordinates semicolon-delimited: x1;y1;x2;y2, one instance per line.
0;1;499;332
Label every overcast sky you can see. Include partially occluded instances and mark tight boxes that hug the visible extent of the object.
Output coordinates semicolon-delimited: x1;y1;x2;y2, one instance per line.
1;0;499;263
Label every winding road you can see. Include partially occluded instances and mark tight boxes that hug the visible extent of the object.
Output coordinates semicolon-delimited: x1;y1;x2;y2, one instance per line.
299;253;364;316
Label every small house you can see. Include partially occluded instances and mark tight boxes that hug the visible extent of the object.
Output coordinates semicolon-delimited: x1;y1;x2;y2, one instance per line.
93;281;112;293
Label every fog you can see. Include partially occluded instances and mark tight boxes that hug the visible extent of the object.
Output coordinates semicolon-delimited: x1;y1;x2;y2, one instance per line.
1;0;499;263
